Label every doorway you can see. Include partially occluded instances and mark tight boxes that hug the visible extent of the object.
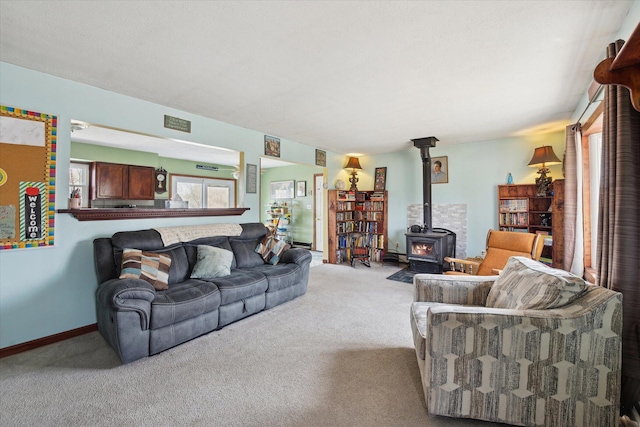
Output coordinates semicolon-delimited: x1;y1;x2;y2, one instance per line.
314;173;324;251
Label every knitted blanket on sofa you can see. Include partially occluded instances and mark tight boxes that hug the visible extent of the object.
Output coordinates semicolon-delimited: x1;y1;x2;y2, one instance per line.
154;223;243;246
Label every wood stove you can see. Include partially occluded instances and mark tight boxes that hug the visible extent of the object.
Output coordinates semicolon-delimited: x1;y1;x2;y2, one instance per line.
406;137;456;273
406;227;455;273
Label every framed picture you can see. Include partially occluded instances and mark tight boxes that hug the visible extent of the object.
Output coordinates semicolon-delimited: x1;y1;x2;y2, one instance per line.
264;135;280;157
296;181;306;197
431;156;448;184
246;163;257;193
315;149;326;167
374;167;387;191
270;180;294;199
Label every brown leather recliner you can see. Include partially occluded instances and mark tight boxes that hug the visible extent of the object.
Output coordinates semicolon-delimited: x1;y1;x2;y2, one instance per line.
444;229;544;275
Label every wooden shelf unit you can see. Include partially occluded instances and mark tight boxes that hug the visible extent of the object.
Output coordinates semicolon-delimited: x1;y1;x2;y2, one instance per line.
265;201;293;244
327;190;388;264
498;180;564;268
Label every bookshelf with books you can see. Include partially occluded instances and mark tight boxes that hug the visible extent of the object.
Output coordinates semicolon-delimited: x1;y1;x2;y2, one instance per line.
328;190;388;264
498;180;564;268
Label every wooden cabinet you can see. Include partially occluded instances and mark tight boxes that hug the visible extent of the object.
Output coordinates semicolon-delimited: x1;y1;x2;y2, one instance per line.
127;165;155;200
328;190;387;264
498;180;564;268
91;162;155;201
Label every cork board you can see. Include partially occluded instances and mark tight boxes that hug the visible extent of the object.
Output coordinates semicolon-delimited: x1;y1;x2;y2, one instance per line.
0;106;56;249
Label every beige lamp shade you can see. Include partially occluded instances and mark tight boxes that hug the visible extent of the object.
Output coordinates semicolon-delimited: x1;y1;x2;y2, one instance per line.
345;156;362;191
344;156;362;170
528;146;561;167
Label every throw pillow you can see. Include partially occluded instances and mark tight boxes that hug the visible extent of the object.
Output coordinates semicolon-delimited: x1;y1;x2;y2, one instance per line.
190;245;234;279
255;233;290;265
119;248;172;290
486;256;588;310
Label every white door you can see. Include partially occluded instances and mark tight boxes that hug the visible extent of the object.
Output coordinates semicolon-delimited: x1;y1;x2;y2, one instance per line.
314;174;324;251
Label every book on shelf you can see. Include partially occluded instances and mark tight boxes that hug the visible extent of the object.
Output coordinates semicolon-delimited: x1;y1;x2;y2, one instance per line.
539;256;552;266
337;191;355;201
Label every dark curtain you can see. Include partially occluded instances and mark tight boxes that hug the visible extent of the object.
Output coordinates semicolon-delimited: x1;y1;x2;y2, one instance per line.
596;39;640;413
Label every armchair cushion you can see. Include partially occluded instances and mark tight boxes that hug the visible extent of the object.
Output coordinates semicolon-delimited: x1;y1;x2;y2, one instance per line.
486;256;588;310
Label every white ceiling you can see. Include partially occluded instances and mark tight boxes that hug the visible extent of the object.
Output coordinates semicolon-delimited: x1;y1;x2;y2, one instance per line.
0;1;635;158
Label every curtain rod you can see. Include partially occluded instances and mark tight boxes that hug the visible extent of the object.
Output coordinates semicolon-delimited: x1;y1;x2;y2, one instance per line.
576;84;603;124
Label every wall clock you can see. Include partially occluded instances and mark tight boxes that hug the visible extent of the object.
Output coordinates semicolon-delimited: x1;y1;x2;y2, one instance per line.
155;167;167;193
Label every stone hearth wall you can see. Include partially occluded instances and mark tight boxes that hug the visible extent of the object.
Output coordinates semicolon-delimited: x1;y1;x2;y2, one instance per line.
407;204;467;259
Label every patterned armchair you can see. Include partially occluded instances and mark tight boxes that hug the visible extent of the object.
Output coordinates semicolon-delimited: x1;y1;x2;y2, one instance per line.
410;257;622;427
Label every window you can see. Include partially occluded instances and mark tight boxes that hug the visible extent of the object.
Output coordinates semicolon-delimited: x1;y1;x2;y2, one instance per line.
588;133;602;269
580;106;602;282
69;162;90;207
170;174;235;208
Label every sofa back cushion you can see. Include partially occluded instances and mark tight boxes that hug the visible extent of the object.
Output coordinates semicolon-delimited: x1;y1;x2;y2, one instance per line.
229;223;269;269
486;256;588;310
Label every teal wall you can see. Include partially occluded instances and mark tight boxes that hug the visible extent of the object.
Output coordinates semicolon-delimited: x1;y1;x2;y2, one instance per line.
260;163;323;245
361;132;565;257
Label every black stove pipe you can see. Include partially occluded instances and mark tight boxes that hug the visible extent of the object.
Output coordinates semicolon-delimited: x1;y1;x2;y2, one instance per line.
411;137;439;231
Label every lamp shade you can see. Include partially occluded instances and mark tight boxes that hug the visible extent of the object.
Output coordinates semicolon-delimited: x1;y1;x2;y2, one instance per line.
528;146;561;167
344;156;362;170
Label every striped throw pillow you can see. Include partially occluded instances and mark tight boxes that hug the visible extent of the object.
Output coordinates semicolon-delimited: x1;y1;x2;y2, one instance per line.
119;248;171;290
486;256;587;310
255;234;290;265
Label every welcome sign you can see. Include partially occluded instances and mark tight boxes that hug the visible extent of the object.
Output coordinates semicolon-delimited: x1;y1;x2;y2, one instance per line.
20;182;46;240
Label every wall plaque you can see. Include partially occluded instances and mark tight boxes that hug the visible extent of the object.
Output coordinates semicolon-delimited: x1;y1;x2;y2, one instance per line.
196;165;218;171
164;115;191;133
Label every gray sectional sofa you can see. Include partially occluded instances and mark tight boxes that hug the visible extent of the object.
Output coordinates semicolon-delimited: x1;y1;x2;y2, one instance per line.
93;223;311;364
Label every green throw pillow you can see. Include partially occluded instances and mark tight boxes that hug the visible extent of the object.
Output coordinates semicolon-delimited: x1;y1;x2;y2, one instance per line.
119;248;171;290
191;245;234;279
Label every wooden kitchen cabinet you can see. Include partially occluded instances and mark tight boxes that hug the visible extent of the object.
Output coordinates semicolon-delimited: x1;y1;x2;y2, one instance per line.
91;162;155;201
127;165;155;200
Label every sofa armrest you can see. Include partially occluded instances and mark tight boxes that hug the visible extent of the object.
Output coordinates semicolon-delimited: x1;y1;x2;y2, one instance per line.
413;274;496;305
95;278;156;330
280;247;312;267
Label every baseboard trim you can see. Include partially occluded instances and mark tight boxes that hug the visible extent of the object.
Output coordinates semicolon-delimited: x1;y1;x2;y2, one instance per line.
0;324;98;359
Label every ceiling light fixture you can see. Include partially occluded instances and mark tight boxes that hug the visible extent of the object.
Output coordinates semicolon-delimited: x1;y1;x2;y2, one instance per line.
70;123;88;132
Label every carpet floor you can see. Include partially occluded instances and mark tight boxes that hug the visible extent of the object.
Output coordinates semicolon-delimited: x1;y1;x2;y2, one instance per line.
0;263;495;427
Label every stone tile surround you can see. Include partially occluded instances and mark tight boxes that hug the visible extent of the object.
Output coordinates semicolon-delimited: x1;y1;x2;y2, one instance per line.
407;204;467;259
